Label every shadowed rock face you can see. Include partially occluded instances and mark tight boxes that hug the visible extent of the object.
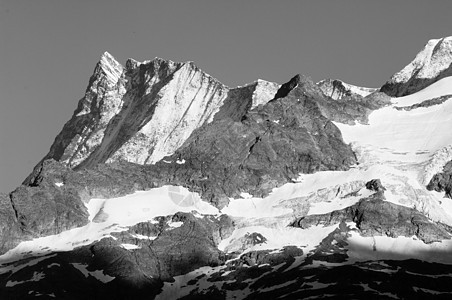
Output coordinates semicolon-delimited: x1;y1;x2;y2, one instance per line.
0;240;164;300
3;250;452;300
0;213;235;299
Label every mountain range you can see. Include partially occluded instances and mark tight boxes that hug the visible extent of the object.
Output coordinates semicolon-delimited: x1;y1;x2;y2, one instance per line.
2;36;452;299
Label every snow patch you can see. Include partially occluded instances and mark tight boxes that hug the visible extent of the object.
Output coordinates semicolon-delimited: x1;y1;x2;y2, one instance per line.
131;233;157;240
121;244;140;250
72;263;115;283
167;221;184;229
6;271;45;287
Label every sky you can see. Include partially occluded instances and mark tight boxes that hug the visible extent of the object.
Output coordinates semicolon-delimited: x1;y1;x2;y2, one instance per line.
1;0;452;193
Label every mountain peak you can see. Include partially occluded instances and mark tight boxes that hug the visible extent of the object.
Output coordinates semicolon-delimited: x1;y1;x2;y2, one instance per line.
98;51;121;68
381;35;452;97
100;50;115;60
94;51;123;84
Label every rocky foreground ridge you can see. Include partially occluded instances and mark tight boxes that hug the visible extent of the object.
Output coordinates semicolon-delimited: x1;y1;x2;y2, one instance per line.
2;36;452;299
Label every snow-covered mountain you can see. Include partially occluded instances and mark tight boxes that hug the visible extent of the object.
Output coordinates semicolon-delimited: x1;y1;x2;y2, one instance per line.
381;36;452;97
3;36;452;299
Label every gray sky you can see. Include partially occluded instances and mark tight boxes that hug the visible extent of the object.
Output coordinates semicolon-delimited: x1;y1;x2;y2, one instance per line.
1;0;452;193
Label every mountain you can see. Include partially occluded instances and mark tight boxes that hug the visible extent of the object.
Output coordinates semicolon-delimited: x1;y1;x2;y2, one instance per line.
2;37;452;299
25;52;279;173
381;36;452;97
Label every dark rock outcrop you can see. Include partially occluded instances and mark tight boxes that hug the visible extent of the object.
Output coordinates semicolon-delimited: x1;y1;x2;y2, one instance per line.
365;179;386;192
427;160;452;198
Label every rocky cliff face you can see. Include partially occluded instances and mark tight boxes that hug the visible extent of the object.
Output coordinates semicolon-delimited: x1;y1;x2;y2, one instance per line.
25;54;280;182
28;53;225;172
38;52;127;169
381;36;452;96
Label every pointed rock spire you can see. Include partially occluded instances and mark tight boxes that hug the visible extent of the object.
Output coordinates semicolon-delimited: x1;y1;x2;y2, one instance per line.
94;51;124;85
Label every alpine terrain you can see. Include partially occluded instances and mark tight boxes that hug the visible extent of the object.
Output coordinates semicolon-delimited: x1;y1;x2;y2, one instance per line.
2;36;452;299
